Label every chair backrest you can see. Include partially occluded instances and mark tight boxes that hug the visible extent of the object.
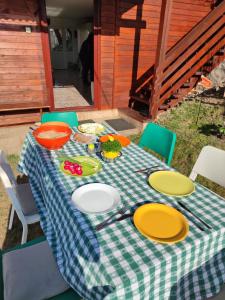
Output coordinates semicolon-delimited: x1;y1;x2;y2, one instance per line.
0;151;25;222
189;145;225;188
138;122;176;165
0;151;16;186
0;247;2;300
41;112;78;128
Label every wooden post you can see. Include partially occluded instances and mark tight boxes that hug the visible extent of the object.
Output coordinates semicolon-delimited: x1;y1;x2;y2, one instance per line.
94;0;102;110
150;0;173;119
39;0;55;111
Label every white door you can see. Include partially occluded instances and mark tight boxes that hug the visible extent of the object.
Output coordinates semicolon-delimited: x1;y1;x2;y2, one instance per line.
49;28;66;69
49;28;77;70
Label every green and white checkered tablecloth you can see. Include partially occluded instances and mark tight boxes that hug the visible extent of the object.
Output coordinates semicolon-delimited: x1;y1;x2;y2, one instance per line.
18;123;225;300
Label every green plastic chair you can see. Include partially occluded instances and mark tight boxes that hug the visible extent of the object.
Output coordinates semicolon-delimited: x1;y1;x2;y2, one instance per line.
0;237;81;300
41;112;78;128
138;122;176;166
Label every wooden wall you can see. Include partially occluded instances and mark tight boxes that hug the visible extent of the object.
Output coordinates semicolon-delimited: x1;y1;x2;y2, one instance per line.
0;0;213;114
0;0;49;111
98;1;117;109
113;0;161;107
168;0;213;49
100;0;213;109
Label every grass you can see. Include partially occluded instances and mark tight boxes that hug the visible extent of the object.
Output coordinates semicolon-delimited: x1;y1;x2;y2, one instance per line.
0;99;224;249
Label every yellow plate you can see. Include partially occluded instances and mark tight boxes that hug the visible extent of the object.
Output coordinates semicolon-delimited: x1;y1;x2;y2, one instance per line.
133;203;189;244
148;171;195;197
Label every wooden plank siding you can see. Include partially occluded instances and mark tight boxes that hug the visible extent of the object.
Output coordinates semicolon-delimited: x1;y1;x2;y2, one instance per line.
0;0;49;111
0;0;214;116
167;0;213;50
113;0;161;107
99;1;117;109
101;0;213;108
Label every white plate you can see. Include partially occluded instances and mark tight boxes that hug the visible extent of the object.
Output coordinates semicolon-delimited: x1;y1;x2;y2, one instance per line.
78;123;105;135
71;183;121;214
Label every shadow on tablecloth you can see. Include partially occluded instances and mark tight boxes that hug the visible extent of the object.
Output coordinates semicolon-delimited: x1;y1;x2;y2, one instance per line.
169;248;225;300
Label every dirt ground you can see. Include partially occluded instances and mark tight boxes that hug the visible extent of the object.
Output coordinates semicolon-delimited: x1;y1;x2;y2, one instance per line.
0;124;31;155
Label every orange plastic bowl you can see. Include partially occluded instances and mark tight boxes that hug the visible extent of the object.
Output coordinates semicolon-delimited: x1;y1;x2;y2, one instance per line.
33;124;72;150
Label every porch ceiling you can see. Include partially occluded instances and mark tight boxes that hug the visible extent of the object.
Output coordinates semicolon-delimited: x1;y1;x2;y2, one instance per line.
46;0;93;18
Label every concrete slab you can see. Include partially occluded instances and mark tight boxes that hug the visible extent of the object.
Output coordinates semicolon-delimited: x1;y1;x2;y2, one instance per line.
105;118;136;131
78;119;95;125
77;109;119;121
0;124;31;155
54;86;90;108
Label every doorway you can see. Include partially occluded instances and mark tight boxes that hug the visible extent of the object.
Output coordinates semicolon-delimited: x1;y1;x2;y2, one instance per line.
46;0;94;109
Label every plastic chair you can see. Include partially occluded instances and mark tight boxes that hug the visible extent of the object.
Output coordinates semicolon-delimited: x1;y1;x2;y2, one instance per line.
138;123;176;165
0;237;81;300
0;150;40;244
189;145;225;188
41;112;78;128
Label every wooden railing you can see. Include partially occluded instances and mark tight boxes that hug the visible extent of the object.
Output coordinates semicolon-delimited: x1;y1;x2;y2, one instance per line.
150;0;225;119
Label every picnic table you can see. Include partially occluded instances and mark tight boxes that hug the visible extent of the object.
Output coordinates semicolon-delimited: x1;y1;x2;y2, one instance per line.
18;124;225;300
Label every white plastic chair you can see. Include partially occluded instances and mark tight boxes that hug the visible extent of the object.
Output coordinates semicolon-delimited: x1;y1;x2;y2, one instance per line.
0;150;40;244
189;145;225;188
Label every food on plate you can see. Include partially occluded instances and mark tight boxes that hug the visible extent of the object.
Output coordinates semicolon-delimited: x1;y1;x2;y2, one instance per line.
63;160;83;176
33;124;72;150
108;135;114;142
37;130;68;139
101;139;122;160
78;123;104;135
87;143;95;154
99;134;130;147
73;132;95;144
88;143;95;150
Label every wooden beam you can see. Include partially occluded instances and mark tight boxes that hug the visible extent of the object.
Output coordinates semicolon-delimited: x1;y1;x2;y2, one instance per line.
94;0;102;110
150;0;173;119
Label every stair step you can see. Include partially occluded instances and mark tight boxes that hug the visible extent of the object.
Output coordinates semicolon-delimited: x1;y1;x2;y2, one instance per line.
118;108;150;127
204;62;213;67
173;90;183;96
159;104;170;110
216;49;225;56
193;71;203;77
179;89;190;95
174;88;191;97
169;100;181;108
169;95;179;100
202;65;212;72
181;82;190;88
190;76;198;83
131;96;149;105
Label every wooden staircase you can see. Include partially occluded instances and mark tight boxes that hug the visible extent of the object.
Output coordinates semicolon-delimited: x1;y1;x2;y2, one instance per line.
130;0;225;119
